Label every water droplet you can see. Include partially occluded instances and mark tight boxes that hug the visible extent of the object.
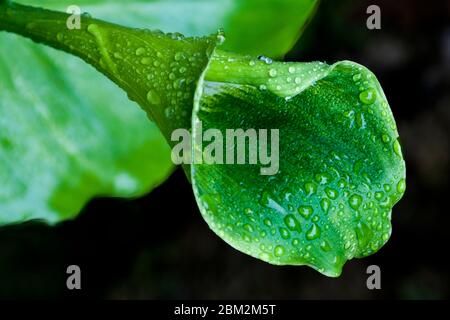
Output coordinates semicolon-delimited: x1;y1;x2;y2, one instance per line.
284;214;301;232
382;134;390;143
179;66;187;73
306;223;321;240
56;32;64;42
258;55;273;64
355;221;372;247
337;179;347;189
370;242;379;251
279;227;290;239
146;90;161;106
374;191;384;200
298;205;313;219
244;224;254;233
82;12;92;19
269;69;277;77
259;84;267;91
113;52;123;59
274;245;285;257
294;77;301;84
359;88;377;104
260;191;271;207
135;47;146;56
353;73;362;82
174;52;185;61
169;32;185;40
140;57;152;65
320;240;331;252
315;172;331;184
349;194;363;210
304;182;317;196
355;112;366;129
325;187;338;199
393;139;402;156
288;66;295;74
263;218;272;227
260;191;286;214
249;60;256;66
259;252;270;260
397;179;406;193
320;198;331;213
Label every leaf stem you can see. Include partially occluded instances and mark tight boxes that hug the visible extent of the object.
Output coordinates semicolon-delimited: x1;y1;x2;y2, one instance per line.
0;1;218;142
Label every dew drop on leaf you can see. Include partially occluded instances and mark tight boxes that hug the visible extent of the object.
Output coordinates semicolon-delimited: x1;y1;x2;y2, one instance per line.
274;245;285;257
397;179;406;193
320;240;331;252
320;198;331;213
146;90;161;106
284;214;301;232
352;73;362;82
359;88;377;104
135;47;146;56
393;139;402;156
140;57;152;65
298;205;313;219
348;194;363;210
303;182;316;197
279;227;291;239
325;187;338;199
257;55;273;64
306;223;321;240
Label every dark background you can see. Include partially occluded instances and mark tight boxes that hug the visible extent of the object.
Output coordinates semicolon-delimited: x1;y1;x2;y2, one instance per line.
0;0;449;299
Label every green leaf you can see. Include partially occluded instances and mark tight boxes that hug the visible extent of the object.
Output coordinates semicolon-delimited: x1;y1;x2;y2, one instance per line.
0;33;174;225
0;2;180;225
19;0;319;57
191;52;406;276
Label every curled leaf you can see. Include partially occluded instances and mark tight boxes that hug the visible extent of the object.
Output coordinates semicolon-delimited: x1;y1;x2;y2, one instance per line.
191;52;406;276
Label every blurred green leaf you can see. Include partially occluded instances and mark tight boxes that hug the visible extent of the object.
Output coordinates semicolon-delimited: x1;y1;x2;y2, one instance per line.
0;34;174;225
0;0;180;225
192;53;406;276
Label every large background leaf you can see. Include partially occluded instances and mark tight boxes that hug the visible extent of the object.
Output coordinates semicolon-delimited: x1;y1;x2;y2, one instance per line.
192;56;406;276
0;34;174;225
